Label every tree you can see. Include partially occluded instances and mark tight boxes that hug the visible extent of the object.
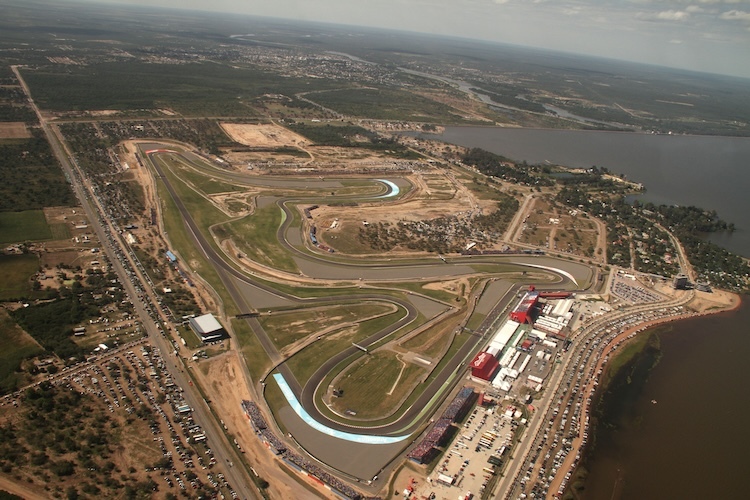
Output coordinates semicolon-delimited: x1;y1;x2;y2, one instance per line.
51;460;75;476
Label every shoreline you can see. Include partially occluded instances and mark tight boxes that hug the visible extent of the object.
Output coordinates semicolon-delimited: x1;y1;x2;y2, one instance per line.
429;125;750;140
550;291;742;497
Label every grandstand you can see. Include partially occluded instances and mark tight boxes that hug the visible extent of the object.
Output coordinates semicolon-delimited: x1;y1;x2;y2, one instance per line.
406;387;477;466
242;401;379;499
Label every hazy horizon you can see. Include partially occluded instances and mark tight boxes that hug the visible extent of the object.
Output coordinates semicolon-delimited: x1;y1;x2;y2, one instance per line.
78;0;750;79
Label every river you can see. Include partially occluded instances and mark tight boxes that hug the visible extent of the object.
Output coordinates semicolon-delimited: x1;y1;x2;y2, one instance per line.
429;127;750;257
419;126;750;498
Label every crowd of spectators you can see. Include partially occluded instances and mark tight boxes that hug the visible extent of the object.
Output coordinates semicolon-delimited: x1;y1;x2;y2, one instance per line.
242;400;286;454
241;400;379;499
407;418;455;464
242;400;267;430
284;451;379;500
443;387;477;422
407;387;477;465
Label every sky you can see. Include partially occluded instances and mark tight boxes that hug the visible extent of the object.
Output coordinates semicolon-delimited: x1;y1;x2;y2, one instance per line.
92;0;750;78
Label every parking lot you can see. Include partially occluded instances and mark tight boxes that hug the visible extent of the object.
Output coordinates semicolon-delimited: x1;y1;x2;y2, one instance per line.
412;401;523;500
46;342;234;497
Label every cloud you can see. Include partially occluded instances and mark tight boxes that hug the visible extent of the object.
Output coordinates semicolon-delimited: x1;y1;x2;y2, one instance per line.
637;9;691;21
629;0;750;4
720;9;750;20
562;6;584;15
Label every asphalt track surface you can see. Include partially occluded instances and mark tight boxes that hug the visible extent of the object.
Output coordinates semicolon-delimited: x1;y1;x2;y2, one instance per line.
143;144;590;478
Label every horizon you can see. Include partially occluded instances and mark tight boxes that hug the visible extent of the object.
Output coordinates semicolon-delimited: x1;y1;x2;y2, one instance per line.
78;0;750;80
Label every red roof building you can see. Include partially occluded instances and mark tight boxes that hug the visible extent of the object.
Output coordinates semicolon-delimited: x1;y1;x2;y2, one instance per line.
470;351;500;381
510;290;539;324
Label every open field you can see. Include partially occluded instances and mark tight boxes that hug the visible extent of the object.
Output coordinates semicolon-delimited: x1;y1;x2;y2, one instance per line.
231;318;272;382
0;309;43;394
312;172;504;255
156;172;240;317
517;197;601;257
0;122;29;139
0;210;51;244
22;61;338;116
400;317;459;359
159;153;252;196
285;306;407;386
260;302;394;350
0;254;40;301
306;88;472;123
219;204;299;274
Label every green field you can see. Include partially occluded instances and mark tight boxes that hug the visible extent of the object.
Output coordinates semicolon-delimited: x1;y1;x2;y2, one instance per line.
219;204;299;274
401;321;459;359
177;325;203;350
0;309;43;394
48;222;71;240
164;155;249;195
285;306;407;386
156;166;240;316
306;88;466;123
0;210;52;244
0;253;40;301
22;61;339;116
232;318;272;382
330;351;426;420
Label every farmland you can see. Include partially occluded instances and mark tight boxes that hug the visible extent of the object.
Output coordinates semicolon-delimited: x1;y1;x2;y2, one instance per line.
0;211;52;245
0;254;40;301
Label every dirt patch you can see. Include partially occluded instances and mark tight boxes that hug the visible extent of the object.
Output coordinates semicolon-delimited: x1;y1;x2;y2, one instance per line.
191;352;331;499
0;122;30;139
0;474;46;499
422;277;469;296
220;123;309;148
687;288;739;313
87;110;119;116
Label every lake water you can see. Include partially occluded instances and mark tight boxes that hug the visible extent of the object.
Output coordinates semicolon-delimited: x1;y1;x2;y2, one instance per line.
580;299;750;500
433;127;750;257
422;126;750;498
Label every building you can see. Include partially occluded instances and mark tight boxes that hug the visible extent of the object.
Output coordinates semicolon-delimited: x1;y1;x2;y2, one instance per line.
188;313;227;342
470;352;500;381
510;289;540;324
673;274;689;289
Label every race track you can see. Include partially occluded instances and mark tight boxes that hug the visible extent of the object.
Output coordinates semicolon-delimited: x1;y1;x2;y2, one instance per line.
141;143;594;481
